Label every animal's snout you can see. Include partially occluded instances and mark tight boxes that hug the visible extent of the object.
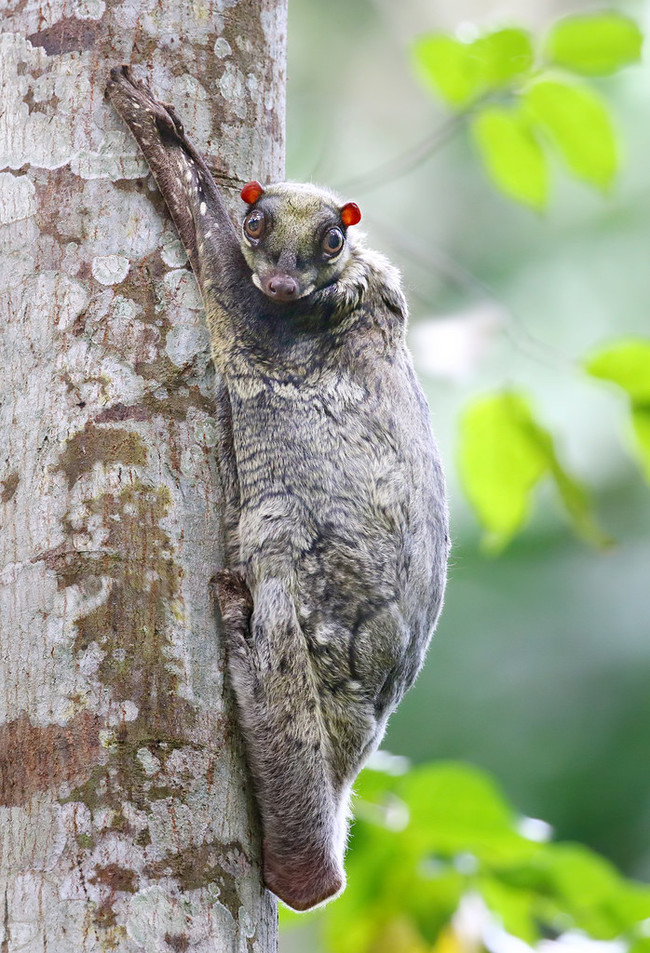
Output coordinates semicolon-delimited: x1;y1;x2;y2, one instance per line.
264;274;298;302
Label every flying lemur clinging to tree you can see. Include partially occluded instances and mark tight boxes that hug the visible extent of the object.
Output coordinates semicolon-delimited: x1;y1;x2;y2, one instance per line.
107;65;449;912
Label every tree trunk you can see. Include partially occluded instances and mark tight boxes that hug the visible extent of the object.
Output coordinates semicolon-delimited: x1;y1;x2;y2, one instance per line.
0;2;285;949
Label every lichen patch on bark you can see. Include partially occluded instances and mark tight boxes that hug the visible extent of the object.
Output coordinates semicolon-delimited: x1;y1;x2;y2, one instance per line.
0;171;36;225
0;710;102;807
92;254;130;285
0;472;20;504
66;480;192;735
28;16;103;56
57;422;148;488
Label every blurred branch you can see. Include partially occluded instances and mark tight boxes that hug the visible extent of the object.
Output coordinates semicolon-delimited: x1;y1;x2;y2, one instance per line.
337;89;516;196
338;112;466;195
369;213;575;372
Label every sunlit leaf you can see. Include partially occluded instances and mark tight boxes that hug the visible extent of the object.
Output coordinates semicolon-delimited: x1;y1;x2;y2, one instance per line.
362;916;430;953
326;835;463;953
311;760;650;953
528;844;650;938
397;763;537;865
458;392;548;549
586;340;650;483
585;339;650;403
413;28;534;109
471;107;548;209
479;877;538;944
545;13;643;76
399;763;515;834
472;28;534;86
325;903;381;953
630;939;650;953
548;461;614;549
459;391;608;549
431;925;465;953
525;79;618;189
413;35;483;107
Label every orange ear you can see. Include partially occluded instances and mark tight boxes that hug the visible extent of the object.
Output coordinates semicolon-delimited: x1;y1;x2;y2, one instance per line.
241;181;265;204
340;202;361;227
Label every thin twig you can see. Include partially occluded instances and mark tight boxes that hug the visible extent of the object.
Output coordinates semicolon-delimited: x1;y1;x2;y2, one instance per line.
337;112;465;195
368;213;576;373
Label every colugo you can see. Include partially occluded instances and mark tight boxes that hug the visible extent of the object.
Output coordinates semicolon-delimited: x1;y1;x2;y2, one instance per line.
107;64;449;912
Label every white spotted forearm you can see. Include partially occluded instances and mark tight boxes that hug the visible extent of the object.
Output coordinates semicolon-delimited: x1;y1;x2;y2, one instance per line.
106;66;246;325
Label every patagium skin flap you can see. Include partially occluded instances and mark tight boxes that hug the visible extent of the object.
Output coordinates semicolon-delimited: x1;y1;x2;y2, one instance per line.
106;65;450;913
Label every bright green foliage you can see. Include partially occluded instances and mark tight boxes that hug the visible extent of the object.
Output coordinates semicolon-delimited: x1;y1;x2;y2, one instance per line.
471;108;548;209
413;29;533;108
411;14;647;539
545;13;643;76
412;13;641;207
586;340;650;403
472;29;534;87
458;392;547;547
281;762;650;953
586;340;650;481
525;79;617;189
413;35;484;107
458;391;609;551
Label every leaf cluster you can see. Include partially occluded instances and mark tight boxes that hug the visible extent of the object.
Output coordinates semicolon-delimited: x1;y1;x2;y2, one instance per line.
413;14;642;208
409;14;650;549
586;341;650;482
283;763;650;953
454;341;650;550
457;391;612;552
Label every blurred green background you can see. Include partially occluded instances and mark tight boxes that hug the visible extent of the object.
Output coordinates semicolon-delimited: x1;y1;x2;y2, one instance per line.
282;0;650;947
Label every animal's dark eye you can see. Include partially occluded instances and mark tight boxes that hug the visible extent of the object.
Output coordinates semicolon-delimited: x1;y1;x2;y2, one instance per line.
244;210;266;241
322;226;344;257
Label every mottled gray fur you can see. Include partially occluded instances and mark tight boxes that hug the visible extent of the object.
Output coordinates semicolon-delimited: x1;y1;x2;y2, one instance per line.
106;66;449;912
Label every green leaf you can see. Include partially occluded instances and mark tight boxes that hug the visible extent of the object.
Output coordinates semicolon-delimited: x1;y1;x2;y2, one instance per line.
471;107;548;209
545;13;643;76
479;877;538;944
529;844;650;938
459;391;608;549
471;28;534;87
413;28;534;109
397;763;538;866
548;462;614;549
315;760;650;953
586;341;650;483
458;392;549;549
525;79;618;189
400;763;514;835
585;339;650;403
630;940;650;953
413;35;483;107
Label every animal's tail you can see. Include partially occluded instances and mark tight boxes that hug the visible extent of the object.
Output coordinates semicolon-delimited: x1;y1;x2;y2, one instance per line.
215;570;347;911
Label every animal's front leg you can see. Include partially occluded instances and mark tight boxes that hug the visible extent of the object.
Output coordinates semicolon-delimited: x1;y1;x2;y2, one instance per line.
106;66;247;349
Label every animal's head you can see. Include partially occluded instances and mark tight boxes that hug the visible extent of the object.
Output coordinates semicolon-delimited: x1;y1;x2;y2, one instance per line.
239;181;362;303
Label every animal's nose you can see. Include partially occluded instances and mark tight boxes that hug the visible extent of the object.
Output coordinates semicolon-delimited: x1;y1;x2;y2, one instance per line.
267;275;298;301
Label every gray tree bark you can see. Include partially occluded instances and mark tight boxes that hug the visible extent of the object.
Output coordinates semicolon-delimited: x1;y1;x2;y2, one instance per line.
0;1;286;949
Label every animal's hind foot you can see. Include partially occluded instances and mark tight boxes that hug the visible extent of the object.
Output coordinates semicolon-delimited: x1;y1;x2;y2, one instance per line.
212;569;253;632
